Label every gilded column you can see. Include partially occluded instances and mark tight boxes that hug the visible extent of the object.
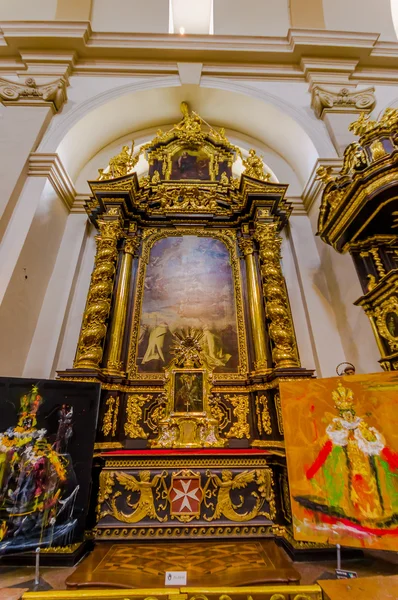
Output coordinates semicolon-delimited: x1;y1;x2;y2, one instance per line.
104;234;141;376
74;217;123;370
254;223;300;368
238;237;269;373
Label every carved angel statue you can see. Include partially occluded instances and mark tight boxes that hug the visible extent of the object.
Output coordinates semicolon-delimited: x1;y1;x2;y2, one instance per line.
108;471;168;523
242;149;271;181
175;101;202;136
204;469;272;521
315;165;335;185
98;142;139;180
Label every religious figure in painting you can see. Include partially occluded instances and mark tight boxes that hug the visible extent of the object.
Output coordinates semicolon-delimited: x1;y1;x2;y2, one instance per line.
200;325;231;369
174;373;203;413
141;323;170;365
296;382;398;529
138;236;239;373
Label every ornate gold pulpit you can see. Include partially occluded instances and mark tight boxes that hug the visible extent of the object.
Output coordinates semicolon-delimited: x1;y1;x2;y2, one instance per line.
60;103;313;550
317;108;398;370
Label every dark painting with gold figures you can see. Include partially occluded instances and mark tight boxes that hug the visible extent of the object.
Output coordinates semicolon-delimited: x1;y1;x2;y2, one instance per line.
0;377;100;553
280;373;398;551
137;235;239;373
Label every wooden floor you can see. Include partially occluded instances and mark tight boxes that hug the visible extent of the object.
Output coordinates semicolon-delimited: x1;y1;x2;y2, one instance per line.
66;540;300;589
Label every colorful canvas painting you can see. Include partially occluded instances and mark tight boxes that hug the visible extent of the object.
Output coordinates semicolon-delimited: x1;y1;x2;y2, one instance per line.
138;235;239;373
0;377;100;553
280;372;398;551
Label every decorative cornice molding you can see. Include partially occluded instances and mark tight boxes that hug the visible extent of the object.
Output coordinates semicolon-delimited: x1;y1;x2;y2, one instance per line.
0;76;67;112
302;158;343;214
286;196;307;216
28;153;76;210
311;85;376;119
71;193;89;214
1;24;398;83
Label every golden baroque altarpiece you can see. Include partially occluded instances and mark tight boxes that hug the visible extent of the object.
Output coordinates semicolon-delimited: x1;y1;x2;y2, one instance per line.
59;103;313;547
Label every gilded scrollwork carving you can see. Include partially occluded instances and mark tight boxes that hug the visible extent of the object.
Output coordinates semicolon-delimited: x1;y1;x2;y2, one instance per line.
74;218;123;370
255;394;272;435
0;76;67;112
102;395;120;437
203;469;275;521
254;223;300;369
226;395;250;439
280;471;292;523
124;394;152;439
100;470;168;523
208;394;231;432
274;393;284;435
149;185;228;214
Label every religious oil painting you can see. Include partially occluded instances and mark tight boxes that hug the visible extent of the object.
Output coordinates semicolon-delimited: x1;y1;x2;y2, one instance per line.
174;372;204;413
170;148;210;180
137;235;239;373
0;377;100;554
280;372;398;551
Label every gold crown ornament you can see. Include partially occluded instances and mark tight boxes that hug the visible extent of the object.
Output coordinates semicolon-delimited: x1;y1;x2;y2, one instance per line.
332;381;355;412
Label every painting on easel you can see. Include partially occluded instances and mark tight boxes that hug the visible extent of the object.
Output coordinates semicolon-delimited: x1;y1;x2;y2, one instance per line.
280;372;398;551
0;378;100;553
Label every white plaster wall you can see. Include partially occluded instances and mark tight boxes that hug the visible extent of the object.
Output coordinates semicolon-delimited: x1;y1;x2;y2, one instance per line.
55;225;96;373
323;0;397;41
0;0;57;20
91;0;169;33
281;228;318;373
0;184;69;377
214;0;290;36
23;213;89;379
307;199;382;374
287;215;347;377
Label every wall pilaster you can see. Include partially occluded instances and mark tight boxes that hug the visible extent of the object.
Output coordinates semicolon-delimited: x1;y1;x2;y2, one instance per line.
0;76;68;236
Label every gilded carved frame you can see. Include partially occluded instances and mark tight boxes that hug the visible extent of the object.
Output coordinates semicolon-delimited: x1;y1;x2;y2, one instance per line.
127;227;248;381
374;295;398;352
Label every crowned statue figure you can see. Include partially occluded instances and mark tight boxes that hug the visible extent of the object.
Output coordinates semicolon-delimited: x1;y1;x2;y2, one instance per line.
299;382;398;525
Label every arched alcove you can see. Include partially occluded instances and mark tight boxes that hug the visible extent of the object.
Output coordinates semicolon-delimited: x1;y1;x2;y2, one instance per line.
39;80;325;188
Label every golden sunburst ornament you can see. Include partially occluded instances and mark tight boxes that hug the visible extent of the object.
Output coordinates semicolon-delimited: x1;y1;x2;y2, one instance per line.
170;328;204;367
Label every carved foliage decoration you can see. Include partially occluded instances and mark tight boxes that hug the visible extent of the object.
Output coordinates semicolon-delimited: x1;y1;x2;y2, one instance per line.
255;394;272;436
102;395;120;437
124;395;152;439
226;395;250;440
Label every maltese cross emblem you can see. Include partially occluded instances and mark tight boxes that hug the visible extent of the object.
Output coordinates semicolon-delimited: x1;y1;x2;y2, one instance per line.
169;472;203;516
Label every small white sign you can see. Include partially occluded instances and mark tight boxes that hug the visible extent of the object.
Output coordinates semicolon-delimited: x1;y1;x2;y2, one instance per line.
165;571;187;586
